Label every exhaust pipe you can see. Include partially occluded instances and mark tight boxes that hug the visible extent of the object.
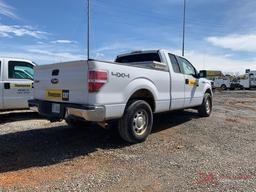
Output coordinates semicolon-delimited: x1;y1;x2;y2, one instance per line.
97;122;109;129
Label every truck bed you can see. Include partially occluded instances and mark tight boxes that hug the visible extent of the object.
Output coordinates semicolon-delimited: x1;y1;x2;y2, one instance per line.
33;59;171;119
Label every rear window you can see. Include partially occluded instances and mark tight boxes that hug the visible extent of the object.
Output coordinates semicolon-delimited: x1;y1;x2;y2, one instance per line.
116;53;161;63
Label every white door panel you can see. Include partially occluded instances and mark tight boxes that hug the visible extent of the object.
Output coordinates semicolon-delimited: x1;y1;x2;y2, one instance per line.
3;60;34;110
167;54;185;110
184;75;204;107
177;56;204;108
3;80;33;109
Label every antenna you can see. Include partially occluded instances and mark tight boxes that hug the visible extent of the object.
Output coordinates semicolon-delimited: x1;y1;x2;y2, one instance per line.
87;0;91;60
182;0;186;57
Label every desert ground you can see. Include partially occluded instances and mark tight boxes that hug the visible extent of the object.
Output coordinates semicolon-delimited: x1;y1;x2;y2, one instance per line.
0;91;256;192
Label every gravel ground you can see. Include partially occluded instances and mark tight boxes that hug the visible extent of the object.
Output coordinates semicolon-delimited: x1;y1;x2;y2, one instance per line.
0;91;256;192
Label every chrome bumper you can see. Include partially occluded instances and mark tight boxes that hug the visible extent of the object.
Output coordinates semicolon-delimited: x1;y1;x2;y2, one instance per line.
28;99;106;122
66;106;105;122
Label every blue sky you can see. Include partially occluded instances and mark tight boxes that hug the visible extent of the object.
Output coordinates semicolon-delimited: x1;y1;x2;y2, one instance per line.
0;0;256;73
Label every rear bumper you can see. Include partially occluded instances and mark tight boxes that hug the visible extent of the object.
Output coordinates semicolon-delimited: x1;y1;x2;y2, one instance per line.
28;99;105;122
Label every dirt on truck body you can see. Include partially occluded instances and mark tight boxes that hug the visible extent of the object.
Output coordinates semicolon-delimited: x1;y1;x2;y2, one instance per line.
0;91;256;191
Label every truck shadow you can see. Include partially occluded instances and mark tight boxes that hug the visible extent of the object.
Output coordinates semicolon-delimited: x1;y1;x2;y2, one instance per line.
0;111;43;124
152;110;200;133
0;110;200;173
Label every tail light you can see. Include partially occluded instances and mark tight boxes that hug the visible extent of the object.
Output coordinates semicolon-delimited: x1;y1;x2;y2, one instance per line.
88;70;108;92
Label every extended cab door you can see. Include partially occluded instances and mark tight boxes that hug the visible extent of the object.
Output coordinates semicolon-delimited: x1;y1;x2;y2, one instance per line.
176;57;204;107
168;54;185;110
3;59;34;109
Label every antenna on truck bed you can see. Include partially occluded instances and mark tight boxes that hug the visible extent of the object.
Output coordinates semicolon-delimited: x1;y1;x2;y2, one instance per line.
87;0;91;60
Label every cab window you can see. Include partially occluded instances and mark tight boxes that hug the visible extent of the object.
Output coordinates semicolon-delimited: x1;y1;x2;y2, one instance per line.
177;57;197;77
116;53;161;63
168;54;181;73
8;61;34;80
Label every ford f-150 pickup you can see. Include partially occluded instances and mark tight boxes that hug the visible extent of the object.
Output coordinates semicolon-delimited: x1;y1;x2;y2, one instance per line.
29;49;213;143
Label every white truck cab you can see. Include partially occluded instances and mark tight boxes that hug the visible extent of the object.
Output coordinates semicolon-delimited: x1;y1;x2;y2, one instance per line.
30;49;212;143
0;58;35;110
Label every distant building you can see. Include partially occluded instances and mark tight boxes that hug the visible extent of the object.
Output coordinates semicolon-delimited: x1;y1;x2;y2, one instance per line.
200;70;224;80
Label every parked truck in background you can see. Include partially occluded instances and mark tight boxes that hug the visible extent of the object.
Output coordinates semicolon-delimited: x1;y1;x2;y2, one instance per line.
30;49;213;143
0;58;35;110
198;70;224;90
239;71;256;89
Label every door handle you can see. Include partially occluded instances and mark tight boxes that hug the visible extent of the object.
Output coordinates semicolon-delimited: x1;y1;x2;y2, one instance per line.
185;79;189;84
4;83;10;89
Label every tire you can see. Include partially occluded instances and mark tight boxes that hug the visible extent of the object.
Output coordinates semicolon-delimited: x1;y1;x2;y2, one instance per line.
118;100;153;144
65;116;91;129
221;84;227;90
198;93;212;117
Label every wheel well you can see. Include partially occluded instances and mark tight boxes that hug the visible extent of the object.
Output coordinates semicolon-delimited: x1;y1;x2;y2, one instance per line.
205;88;212;96
127;89;155;112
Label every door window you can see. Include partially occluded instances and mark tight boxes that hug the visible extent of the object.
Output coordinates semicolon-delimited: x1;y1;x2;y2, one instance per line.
177;57;197;77
8;61;34;80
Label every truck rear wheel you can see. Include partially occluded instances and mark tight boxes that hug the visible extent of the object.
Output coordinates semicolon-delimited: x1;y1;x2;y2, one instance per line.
65;116;91;129
198;93;212;117
118;100;153;144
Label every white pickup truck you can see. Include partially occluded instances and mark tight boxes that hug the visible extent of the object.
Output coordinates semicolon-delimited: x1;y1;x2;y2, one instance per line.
30;50;213;143
0;58;35;110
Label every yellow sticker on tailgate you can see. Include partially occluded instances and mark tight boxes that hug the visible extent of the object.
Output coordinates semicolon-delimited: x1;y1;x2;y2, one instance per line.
46;89;70;101
46;89;63;101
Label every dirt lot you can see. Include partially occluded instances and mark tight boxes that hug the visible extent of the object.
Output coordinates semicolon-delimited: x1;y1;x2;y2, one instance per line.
0;91;256;192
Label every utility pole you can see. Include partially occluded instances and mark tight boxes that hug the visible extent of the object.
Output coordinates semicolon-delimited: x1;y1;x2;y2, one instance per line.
182;0;186;57
87;0;91;60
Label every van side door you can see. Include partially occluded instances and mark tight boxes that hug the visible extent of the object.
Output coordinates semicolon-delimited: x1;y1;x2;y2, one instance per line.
3;59;34;109
177;56;204;107
168;54;185;110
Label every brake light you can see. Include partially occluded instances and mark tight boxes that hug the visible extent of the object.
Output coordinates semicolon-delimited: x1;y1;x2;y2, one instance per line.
88;70;108;92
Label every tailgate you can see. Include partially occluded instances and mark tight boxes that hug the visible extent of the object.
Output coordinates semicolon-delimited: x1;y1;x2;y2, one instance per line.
34;60;88;104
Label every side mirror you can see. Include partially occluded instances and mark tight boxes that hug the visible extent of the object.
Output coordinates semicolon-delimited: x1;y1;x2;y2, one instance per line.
198;70;207;78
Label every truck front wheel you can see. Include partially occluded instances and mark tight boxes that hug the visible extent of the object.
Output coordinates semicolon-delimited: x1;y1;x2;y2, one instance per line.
118;100;153;144
65;116;91;129
198;93;212;117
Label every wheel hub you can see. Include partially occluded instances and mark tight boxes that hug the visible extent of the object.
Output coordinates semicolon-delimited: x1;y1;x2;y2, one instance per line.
133;110;148;136
206;99;211;114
